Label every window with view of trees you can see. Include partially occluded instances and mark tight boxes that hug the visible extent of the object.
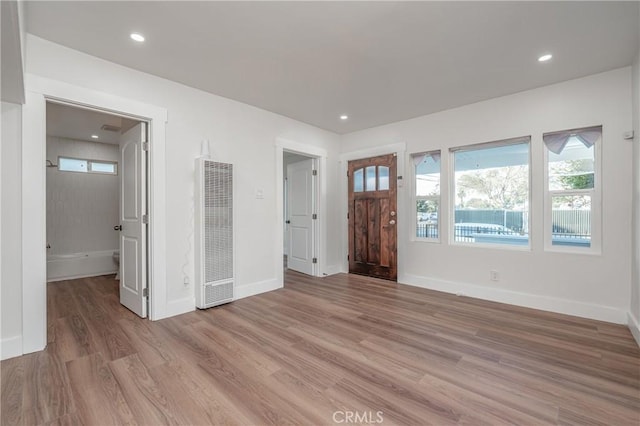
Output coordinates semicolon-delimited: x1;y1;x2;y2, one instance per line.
451;138;530;246
544;126;600;250
413;151;440;240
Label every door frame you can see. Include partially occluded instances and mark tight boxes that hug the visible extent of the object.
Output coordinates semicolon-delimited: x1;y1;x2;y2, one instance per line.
21;74;168;354
275;138;326;282
339;142;407;276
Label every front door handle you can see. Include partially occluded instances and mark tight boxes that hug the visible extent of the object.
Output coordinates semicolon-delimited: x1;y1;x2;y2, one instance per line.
114;225;122;231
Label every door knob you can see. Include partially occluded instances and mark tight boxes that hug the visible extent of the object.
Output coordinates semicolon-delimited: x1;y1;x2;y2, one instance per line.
114;225;122;231
389;220;396;225
285;220;291;224
390;211;396;217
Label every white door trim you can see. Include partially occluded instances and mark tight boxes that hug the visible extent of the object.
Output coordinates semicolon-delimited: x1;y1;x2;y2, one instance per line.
339;142;407;277
21;74;168;355
275;138;326;283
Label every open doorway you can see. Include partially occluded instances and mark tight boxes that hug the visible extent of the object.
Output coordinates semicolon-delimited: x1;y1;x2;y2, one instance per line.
45;102;149;317
283;151;318;276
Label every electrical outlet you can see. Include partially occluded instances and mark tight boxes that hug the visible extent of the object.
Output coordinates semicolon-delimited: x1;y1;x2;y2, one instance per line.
183;276;190;286
490;270;499;281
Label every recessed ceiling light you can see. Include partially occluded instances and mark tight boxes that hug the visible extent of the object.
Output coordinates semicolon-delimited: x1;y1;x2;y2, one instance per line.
340;115;348;120
130;33;145;42
538;54;553;62
91;134;99;139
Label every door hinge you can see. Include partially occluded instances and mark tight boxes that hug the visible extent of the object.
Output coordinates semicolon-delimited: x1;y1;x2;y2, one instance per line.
312;213;317;220
142;214;149;224
312;258;317;264
142;142;149;152
143;288;148;297
312;170;317;176
347;255;350;261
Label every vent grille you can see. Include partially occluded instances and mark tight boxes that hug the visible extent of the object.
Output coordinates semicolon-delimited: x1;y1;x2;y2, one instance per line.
204;161;233;283
205;282;233;306
100;124;122;132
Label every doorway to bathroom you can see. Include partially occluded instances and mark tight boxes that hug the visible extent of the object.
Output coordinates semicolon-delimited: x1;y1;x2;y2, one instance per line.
45;101;150;318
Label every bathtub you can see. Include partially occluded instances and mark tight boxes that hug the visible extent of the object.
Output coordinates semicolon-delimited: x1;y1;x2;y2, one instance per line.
47;250;118;282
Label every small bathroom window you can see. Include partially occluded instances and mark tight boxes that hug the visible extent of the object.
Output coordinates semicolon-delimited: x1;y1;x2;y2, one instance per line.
58;156;117;175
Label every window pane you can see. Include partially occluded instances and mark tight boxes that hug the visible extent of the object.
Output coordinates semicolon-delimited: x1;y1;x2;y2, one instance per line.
416;199;438;239
58;157;88;172
548;137;594;190
365;166;376;191
415;154;440;196
551;195;591;248
453;141;529;246
378;166;389;190
353;168;364;192
90;161;116;174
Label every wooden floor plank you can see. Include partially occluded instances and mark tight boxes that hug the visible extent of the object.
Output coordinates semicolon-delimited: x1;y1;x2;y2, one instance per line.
1;271;638;425
65;352;136;425
1;357;25;426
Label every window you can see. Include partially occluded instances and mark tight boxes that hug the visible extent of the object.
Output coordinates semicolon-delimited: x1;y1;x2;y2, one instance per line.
544;126;601;251
352;165;390;192
58;156;117;175
451;137;530;247
413;151;440;240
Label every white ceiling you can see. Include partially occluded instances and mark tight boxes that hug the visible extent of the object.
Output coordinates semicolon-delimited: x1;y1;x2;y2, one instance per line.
26;1;639;134
46;102;139;144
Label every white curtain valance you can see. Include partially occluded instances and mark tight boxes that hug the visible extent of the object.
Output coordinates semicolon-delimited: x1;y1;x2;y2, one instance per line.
412;151;441;167
543;126;601;155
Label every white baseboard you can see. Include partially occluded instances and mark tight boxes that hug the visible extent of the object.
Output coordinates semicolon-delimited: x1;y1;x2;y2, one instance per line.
1;335;23;360
234;278;282;301
628;311;640;347
154;297;195;320
400;273;627;324
153;279;281;320
152;296;194;320
323;264;342;276
47;270;118;283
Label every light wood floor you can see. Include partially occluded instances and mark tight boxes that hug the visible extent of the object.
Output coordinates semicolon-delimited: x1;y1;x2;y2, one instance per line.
2;272;639;425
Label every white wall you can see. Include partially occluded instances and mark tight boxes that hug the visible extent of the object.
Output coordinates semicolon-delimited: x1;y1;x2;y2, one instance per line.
1;102;23;359
631;51;640;344
46;137;119;255
7;35;341;345
0;0;25;103
341;68;633;324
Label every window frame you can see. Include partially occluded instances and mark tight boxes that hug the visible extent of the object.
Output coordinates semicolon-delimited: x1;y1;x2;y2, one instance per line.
543;127;602;254
449;136;532;250
412;150;441;243
57;155;118;175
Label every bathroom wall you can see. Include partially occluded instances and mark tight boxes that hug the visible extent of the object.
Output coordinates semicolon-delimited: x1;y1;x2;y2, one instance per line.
46;136;119;255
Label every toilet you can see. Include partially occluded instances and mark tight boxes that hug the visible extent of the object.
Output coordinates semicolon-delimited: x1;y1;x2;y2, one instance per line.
113;250;120;280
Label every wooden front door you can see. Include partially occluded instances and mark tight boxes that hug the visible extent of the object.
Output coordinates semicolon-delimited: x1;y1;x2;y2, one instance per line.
348;154;397;281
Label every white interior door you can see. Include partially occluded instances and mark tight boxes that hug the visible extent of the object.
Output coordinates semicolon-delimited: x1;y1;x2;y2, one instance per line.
118;122;147;317
287;158;315;275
